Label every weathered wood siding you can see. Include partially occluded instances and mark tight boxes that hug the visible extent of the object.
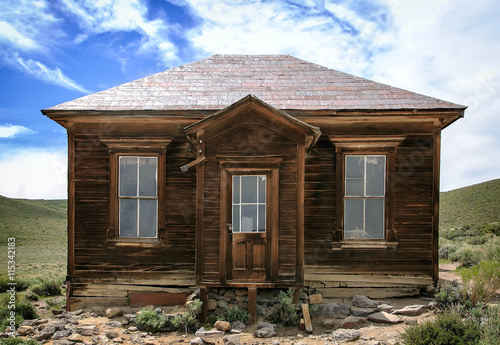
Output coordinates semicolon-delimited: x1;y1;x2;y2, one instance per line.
304;134;436;283
71;130;196;281
200;122;299;283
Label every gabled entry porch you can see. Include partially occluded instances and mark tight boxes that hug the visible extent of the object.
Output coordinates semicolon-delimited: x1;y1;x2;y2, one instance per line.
184;95;321;322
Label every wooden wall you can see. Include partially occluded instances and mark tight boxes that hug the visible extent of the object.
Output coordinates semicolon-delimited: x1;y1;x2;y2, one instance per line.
304;134;436;286
71;129;197;282
200;121;299;283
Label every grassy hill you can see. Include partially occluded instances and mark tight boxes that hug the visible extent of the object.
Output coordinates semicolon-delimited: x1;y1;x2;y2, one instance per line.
440;178;500;229
0;195;67;280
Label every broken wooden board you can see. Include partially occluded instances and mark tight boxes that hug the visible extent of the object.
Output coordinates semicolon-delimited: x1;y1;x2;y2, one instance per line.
301;304;313;333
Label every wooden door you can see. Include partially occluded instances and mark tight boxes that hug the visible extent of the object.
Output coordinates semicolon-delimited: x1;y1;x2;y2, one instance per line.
228;175;269;282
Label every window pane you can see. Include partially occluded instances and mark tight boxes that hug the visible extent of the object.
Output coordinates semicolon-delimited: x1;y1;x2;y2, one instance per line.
119;199;137;237
241;205;257;232
258;204;266;231
139;157;157;197
366;156;385;197
346;178;364;196
258;176;266;203
241;176;258;203
365;198;384;239
346;156;364;178
119;157;137;196
232;205;240;232
139;199;157;237
344;198;364;239
233;176;240;203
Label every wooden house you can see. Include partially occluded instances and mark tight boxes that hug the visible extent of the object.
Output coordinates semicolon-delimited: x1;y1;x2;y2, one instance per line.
42;55;465;316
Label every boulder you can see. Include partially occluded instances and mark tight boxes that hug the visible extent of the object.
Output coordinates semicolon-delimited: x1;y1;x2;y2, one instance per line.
214;320;231;331
254;327;276;338
54;340;74;345
17;325;34;336
52;330;72;340
351;307;376;317
33;331;53;341
223;334;240;345
321;319;336;328
330;329;361;342
194;328;225;338
113;337;124;343
368;312;403;324
77;325;97;336
68;333;84;342
257;322;276;329
207;299;218;311
377;304;394;313
352;295;380;308
106;330;120;339
234;290;247;296
218;300;229;309
394;305;428;316
309;294;322;304
230;321;245;331
190;337;204;345
106;307;123;318
340;316;368;329
323;303;351;319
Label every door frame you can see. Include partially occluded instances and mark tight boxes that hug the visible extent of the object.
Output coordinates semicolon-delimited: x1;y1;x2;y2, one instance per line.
217;155;283;284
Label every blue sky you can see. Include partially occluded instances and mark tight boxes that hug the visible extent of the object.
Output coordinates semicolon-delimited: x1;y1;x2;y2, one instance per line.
0;0;499;199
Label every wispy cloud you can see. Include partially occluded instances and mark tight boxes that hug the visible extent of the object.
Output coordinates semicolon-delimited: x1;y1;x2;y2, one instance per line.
0;21;41;51
59;0;179;65
177;0;390;75
0;124;35;138
7;53;91;94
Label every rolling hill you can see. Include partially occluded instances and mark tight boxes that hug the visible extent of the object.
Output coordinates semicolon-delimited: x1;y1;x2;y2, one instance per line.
439;178;500;229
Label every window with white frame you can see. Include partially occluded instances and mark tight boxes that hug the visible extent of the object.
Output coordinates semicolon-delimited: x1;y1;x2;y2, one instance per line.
344;155;386;239
232;175;266;232
118;156;158;238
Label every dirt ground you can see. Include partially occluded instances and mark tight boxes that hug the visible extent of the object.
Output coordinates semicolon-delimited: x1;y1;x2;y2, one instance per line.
39;264;498;345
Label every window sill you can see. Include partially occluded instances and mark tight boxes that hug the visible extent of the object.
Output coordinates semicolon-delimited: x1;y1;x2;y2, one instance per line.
106;238;161;247
332;241;398;250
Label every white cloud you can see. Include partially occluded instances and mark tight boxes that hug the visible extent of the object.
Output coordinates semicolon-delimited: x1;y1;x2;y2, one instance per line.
0;124;35;138
59;0;179;65
368;0;500;190
0;148;67;200
180;0;389;75
8;53;91;94
0;21;40;50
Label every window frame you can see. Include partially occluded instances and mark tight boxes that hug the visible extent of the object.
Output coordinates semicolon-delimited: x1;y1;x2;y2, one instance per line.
118;155;159;239
101;136;170;245
343;154;387;240
330;135;405;249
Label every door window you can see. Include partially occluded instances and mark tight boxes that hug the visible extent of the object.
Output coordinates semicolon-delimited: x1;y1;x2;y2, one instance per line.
232;175;266;232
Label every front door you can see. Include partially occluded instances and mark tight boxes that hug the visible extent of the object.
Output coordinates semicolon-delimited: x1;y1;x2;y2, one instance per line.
228;174;269;281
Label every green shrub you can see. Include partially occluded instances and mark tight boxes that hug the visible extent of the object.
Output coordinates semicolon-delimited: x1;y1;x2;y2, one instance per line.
450;247;484;267
480;223;500;236
31;279;62;296
461;261;500;307
134;307;169;332
207;314;218;326
171;299;202;333
401;311;481;345
436;281;462;310
268;288;299;327
439;243;458;260
0;314;24;333
15;300;38;320
220;306;248;324
480;305;500;345
0;337;38;345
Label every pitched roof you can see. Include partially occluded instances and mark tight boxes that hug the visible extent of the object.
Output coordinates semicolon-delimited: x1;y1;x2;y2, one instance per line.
43;54;466;112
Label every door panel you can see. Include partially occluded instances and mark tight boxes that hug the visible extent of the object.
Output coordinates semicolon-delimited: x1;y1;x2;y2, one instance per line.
231;233;267;281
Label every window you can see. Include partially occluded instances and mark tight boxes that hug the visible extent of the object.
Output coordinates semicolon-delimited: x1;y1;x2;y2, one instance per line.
118;156;158;238
232;175;266;232
344;155;386;239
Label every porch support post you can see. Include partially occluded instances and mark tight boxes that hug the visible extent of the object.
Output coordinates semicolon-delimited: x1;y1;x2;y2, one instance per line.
199;286;208;323
248;287;257;325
